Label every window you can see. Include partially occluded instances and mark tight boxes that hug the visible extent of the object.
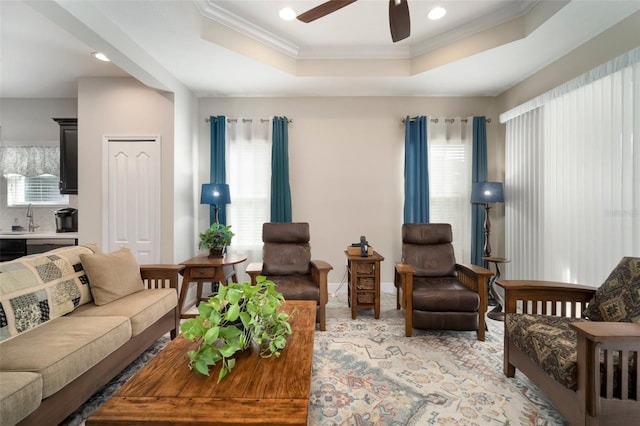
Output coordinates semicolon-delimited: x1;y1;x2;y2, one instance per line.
6;174;69;206
1;145;68;206
225;118;271;265
427;118;473;262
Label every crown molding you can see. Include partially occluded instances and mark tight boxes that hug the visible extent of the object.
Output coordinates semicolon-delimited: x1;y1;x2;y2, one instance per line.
193;0;299;57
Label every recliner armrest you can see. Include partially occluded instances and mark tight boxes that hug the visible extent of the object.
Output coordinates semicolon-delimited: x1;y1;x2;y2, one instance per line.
310;259;332;273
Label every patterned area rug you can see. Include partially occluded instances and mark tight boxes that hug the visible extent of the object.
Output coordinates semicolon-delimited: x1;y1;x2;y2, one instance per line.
61;292;566;426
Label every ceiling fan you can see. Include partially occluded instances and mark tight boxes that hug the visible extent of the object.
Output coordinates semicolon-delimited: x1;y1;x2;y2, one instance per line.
297;0;411;43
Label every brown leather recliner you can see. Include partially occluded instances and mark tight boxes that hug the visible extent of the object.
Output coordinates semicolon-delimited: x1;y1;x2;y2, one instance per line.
246;222;332;331
394;223;492;340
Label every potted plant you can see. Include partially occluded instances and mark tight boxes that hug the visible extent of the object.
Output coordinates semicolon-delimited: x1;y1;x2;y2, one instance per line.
180;277;294;383
199;223;235;257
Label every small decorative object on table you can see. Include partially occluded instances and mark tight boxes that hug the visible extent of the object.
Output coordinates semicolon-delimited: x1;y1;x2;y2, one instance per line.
199;223;234;257
180;277;293;383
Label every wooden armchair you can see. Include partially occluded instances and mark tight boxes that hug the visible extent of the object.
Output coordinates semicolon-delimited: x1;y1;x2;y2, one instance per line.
498;257;640;425
246;222;332;331
394;223;492;340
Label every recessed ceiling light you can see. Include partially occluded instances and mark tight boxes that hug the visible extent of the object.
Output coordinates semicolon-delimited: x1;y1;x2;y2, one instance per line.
428;6;446;20
279;7;296;21
92;52;110;62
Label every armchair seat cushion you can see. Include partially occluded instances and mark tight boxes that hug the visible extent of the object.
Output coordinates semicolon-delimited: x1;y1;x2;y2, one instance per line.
267;275;320;303
506;314;637;397
412;277;479;312
505;314;583;391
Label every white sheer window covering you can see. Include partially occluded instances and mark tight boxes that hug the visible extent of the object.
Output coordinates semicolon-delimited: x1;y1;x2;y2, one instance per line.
225;118;271;281
504;51;639;285
428;117;473;262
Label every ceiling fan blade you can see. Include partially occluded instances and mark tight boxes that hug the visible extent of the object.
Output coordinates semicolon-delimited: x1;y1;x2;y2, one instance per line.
389;0;410;42
297;0;358;23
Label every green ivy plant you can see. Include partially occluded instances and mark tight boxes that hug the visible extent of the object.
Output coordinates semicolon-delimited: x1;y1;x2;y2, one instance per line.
180;277;293;383
198;223;235;250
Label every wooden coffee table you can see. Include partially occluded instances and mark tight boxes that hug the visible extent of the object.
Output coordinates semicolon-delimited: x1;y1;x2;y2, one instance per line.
87;300;316;425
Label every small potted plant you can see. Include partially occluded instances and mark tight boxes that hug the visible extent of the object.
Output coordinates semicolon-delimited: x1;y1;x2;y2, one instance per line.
199;223;234;257
180;277;293;383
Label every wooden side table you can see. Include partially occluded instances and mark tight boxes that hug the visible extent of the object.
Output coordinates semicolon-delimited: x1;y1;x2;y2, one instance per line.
482;256;510;321
178;253;247;318
345;251;384;320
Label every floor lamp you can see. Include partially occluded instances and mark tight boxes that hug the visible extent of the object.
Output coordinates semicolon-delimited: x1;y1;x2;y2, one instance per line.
471;181;504;257
471;181;505;319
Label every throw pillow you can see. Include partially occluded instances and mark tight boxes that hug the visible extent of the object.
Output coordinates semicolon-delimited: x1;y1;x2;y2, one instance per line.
80;248;143;305
583;257;640;322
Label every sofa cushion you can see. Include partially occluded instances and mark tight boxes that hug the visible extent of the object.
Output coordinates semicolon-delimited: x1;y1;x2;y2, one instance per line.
0;316;131;398
0;245;95;341
583;257;640;322
80;248;144;305
0;371;42;426
69;288;177;336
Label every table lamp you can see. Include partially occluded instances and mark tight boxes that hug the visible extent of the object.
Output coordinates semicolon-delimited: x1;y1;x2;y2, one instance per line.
200;183;231;224
471;181;504;257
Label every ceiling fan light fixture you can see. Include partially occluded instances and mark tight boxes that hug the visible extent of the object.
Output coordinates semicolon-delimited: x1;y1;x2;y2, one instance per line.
92;52;110;62
428;6;446;20
279;7;296;21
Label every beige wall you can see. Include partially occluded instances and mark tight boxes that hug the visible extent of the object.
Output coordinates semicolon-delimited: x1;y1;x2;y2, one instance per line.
77;77;176;262
199;97;502;285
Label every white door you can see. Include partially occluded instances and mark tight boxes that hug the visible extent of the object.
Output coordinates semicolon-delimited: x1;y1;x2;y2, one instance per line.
104;137;161;263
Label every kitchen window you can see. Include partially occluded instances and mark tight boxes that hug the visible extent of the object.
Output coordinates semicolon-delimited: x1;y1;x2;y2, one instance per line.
5;174;68;206
0;145;69;206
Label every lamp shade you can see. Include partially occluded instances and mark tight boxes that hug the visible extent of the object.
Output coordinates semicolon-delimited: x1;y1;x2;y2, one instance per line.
471;182;504;204
200;183;230;205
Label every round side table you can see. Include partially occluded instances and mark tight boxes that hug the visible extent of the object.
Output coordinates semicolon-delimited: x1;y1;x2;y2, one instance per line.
483;256;510;321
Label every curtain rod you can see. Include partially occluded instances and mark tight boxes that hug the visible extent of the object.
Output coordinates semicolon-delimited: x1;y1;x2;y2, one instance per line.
401;117;491;124
205;117;293;123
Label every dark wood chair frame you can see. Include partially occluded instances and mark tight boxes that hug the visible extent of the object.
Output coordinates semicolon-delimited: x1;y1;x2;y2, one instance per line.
17;264;183;426
498;280;640;426
394;262;492;340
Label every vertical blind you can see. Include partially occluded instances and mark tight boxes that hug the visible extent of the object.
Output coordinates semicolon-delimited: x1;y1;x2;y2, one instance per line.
504;51;639;285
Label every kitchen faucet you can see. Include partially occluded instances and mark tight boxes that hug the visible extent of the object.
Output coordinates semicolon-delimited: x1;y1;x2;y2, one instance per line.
26;203;39;232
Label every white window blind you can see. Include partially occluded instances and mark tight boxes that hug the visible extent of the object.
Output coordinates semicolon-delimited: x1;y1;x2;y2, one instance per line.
6;174;68;206
225;118;271;274
428;117;473;262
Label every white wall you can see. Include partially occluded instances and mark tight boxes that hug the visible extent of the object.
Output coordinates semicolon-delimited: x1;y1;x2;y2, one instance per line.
172;86;199;263
77;77;176;262
0;98;78;232
199;97;501;286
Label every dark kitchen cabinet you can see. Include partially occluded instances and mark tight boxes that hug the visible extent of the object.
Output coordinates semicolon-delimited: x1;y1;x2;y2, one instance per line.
53;118;78;194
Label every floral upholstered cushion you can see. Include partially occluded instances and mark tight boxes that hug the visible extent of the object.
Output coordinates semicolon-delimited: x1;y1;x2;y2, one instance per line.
506;313;638;397
583;257;640;322
0;245;95;341
505;314;584;390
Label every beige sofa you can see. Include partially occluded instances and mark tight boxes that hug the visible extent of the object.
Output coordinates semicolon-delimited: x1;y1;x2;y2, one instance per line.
0;245;182;426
